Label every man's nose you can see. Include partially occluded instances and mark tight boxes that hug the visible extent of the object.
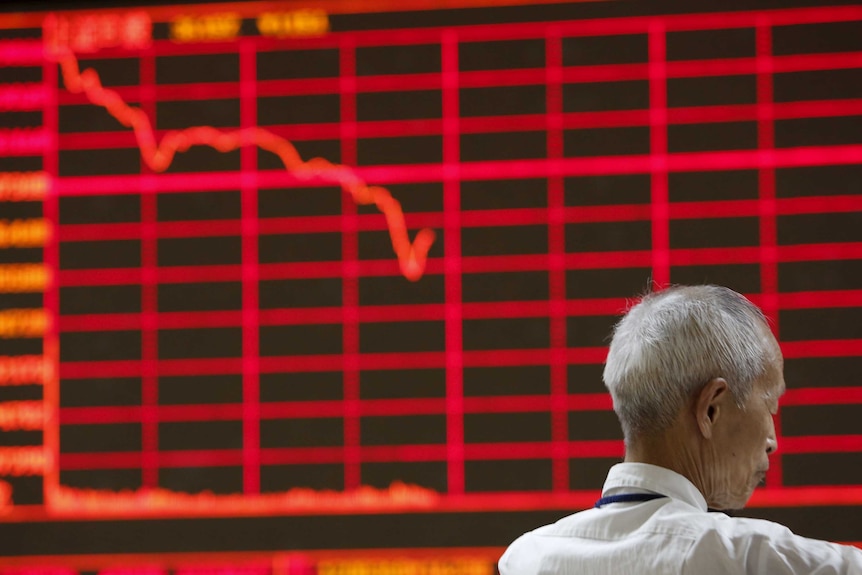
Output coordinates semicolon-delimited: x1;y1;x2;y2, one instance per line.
766;436;778;455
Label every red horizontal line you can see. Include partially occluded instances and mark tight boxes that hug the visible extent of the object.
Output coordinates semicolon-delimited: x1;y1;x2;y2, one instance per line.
459;68;546;88
59;220;242;241
60;451;143;469
58;265;244;286
61;398;482;424
266;351;448;371
664;146;862;173
57;438;626;470
777;243;862;262
57;50;862;114
568;393;614;410
58;349;609;379
777;195;862;217
560;109;650;129
665;104;758;125
463;441;555;459
57;213;445;241
781;339;862;359
158;449;246;467
749;486;862;508
665;58;757;79
355;397;447;416
60;358;246;379
52;143;862;197
668;199;760;219
59;313;142;331
771;51;862;75
354;72;444;93
353;444;448;463
56;97;862;150
775;99;862;122
782;387;862;407
778;290;862;310
54;291;862;333
462;395;550;413
566;347;609;364
669;247;760;266
255;446;350;465
781;435;862;454
59;406;142;425
38;435;862;470
52;243;862;290
559;63;648;83
55;116;862;157
259;400;345;419
52;193;862;245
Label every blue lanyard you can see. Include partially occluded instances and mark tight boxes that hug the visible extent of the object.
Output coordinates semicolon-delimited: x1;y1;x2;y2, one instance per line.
594;493;666;508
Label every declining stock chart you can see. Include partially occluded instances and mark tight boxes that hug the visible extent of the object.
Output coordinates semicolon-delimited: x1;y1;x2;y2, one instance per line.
1;0;862;572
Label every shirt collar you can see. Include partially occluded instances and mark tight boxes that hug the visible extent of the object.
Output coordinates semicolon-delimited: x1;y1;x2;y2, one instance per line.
602;462;709;512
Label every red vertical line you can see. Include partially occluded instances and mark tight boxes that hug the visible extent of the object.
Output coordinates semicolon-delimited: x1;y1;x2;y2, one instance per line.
442;29;464;496
340;38;361;490
41;40;60;506
757;19;783;488
545;27;569;493
240;38;260;495
139;46;159;489
648;22;670;288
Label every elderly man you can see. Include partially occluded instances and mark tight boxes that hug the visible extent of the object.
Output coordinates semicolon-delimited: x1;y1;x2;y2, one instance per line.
499;285;862;573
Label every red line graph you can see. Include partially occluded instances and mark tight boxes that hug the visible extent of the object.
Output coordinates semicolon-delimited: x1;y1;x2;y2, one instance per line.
44;29;436;281
17;2;861;523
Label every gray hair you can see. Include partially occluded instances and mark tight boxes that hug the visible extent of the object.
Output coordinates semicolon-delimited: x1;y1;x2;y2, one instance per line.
603;285;774;441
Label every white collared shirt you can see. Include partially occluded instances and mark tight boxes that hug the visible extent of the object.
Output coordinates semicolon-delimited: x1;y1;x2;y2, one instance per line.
499;462;862;574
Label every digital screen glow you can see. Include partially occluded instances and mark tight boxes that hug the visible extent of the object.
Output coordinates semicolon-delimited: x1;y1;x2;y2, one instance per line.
0;0;861;567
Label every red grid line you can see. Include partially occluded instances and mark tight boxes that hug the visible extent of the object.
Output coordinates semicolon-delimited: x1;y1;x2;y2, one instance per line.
42;37;61;507
53;290;862;333
47;432;862;470
139;45;159;490
757;20;782;487
781;339;862;359
781;436;862;455
51;193;862;243
50;141;862;197
782;387;862;407
37;3;862;515
547;26;569;493
339;37;361;491
49;242;862;290
649;20;669;287
777;290;862;310
53;49;862;114
58;394;618;426
56;95;862;148
442;29;465;496
240;37;260;494
54;439;629;470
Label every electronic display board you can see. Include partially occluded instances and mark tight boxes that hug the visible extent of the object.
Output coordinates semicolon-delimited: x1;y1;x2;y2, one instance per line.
0;0;861;571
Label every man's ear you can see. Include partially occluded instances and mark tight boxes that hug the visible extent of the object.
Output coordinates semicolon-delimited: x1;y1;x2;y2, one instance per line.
694;377;729;439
